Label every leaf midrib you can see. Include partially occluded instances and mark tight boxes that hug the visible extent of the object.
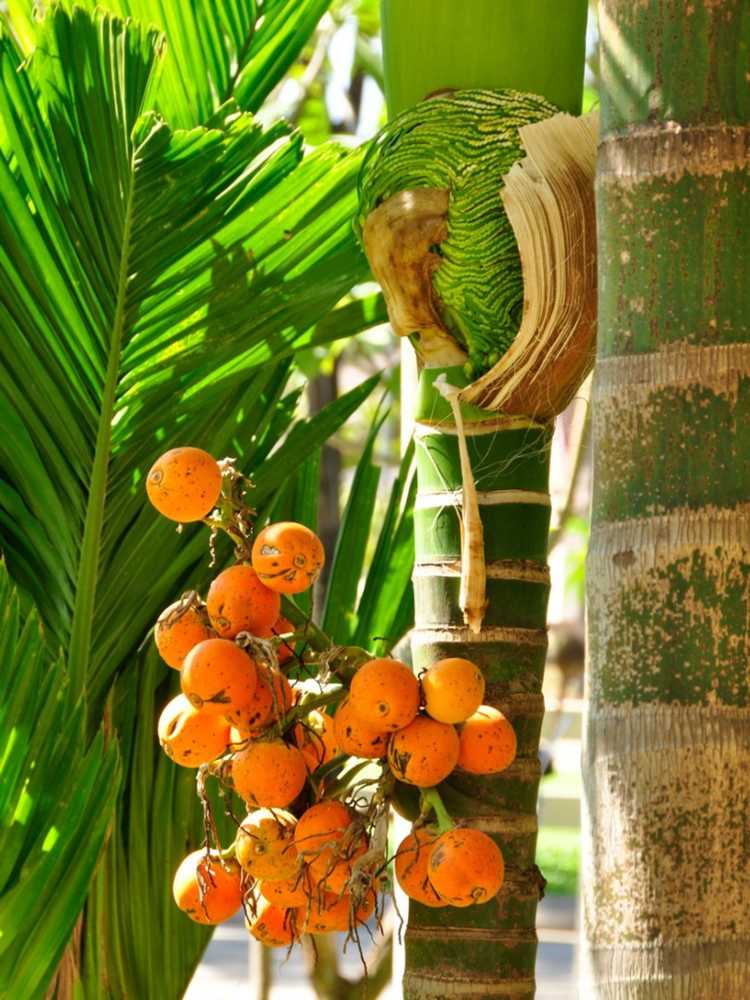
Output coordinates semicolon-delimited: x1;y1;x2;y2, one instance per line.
67;153;137;709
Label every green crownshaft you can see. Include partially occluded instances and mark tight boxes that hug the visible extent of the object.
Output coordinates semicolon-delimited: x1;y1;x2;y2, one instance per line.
358;90;557;375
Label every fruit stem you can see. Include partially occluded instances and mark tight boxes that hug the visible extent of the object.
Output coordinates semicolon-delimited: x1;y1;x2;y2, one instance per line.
280;597;332;652
421;787;455;834
281;688;344;730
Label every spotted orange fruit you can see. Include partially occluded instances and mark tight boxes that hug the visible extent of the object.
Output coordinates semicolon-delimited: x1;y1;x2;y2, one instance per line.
259;872;310;908
300;890;374;933
294;800;353;859
181;638;258;716
349;658;420;732
309;835;369;895
231;739;307;808
146;447;222;522
158;694;230;767
206;564;280;639
427;828;504;907
247;901;301;947
457;705;517;774
421;658;485;724
172;850;243;924
235;809;299;880
251;522;325;594
155;600;214;670
228;667;294;734
334;697;389;759
394;827;444;907
387;715;459;787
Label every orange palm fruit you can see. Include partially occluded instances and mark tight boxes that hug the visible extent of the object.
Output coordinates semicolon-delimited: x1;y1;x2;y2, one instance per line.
251;521;325;594
294;800;353;858
154;601;214;670
181;638;258;716
260;872;310;908
387;715;459;787
228;667;294;734
421;658;485;724
247;902;300;947
146;447;222;522
172;850;243;924
457;705;517;774
294;710;340;772
206;564;280;639
394;827;444;907
158;694;230;767
427;828;505;907
301;889;376;933
334;697;389;759
302;891;349;933
309;836;368;895
235;809;299;880
231;739;307;807
349;658;420;732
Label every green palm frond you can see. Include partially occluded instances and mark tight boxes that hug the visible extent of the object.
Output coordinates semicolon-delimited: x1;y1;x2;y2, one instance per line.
0;5;381;996
5;0;332;128
322;416;416;653
0;563;119;1000
0;5;370;695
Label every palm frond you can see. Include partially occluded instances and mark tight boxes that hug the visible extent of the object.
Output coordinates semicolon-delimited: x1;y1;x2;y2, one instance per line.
6;0;332;128
321;412;416;652
0;563;119;1000
0;6;370;696
0;6;380;996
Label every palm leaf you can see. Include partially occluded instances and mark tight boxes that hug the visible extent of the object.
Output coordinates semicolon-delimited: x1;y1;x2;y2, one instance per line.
0;6;381;996
353;440;417;654
6;0;332;129
0;5;371;696
322;404;389;638
321;412;416;652
0;563;119;1000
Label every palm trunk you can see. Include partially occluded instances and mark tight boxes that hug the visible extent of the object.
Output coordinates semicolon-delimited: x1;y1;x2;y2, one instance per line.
583;1;750;996
370;2;589;995
408;368;551;998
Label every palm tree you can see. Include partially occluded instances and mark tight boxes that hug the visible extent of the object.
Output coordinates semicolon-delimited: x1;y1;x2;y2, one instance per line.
582;1;750;995
356;1;596;994
0;4;385;995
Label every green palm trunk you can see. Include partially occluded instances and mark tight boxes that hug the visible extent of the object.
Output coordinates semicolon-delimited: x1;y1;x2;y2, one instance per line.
360;2;590;994
583;0;750;995
408;368;551;998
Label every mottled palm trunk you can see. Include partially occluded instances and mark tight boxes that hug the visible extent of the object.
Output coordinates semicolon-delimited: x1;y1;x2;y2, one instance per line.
407;369;551;998
583;1;750;996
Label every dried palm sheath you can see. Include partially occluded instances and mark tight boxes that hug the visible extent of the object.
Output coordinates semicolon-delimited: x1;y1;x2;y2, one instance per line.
359;93;597;996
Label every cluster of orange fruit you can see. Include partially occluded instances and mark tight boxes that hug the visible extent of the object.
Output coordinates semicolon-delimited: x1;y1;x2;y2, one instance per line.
146;446;514;946
173;802;379;945
338;654;513;910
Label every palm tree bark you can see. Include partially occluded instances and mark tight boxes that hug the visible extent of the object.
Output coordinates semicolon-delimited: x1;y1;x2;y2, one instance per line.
583;1;750;996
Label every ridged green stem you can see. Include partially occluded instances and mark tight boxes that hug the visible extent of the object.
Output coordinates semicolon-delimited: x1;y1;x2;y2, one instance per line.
407;368;551;999
376;5;588;993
